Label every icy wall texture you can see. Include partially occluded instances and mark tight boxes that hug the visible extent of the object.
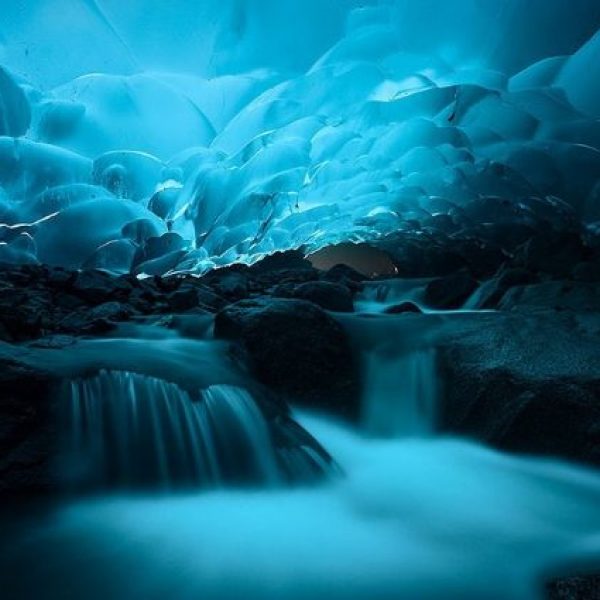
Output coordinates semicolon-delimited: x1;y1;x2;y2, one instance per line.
0;0;599;273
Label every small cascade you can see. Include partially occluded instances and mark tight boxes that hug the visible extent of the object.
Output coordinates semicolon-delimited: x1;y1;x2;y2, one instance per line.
62;371;284;490
362;348;439;437
356;278;430;313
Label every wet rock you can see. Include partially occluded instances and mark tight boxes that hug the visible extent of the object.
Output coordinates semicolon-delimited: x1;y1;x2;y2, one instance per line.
571;261;600;283
87;301;134;322
211;271;249;300
499;281;600;312
53;291;87;312
0;290;48;341
469;267;539;309
46;267;76;288
0;354;59;497
214;298;360;418
167;287;200;312
70;269;118;303
515;231;590;278
547;574;600;599
166;282;225;313
438;312;600;467
424;271;479;309
291;281;354;313
59;301;133;334
441;365;600;466
384;301;423;315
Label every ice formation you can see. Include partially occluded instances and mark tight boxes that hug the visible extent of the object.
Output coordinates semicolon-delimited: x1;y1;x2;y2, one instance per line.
0;1;599;273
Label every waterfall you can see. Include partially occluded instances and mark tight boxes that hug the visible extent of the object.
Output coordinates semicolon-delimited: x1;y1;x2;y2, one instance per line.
362;348;439;437
62;371;283;490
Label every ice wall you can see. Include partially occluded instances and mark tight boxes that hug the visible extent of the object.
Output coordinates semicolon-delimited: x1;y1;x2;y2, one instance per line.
0;1;599;273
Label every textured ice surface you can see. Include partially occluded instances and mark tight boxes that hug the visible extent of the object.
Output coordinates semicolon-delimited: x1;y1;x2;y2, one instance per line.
0;1;599;273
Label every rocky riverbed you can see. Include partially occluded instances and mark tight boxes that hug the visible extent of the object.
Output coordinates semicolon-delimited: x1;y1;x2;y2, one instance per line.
1;245;600;598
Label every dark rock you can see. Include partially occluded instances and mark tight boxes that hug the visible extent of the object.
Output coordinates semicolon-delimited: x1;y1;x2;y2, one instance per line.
167;287;200;312
424;271;479;309
515;232;590;278
457;239;508;279
59;301;132;334
212;271;249;300
292;281;354;313
441;366;600;466
572;261;600;283
0;355;59;497
154;274;182;293
70;269;117;303
499;282;600;312
194;285;226;312
255;268;319;289
470;222;538;252
46;267;76;288
384;301;423;315
214;298;360;418
438;316;600;468
547;575;600;599
87;301;134;322
469;267;539;309
0;289;48;341
322;264;367;284
53;292;86;312
384;237;467;278
164;281;225;313
270;282;296;299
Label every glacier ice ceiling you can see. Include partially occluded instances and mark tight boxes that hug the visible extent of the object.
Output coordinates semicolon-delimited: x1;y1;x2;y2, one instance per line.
1;0;600;274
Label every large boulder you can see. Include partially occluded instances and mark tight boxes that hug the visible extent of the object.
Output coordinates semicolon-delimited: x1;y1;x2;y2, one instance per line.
214;298;360;418
437;311;600;467
0;349;59;497
440;362;600;466
288;281;354;312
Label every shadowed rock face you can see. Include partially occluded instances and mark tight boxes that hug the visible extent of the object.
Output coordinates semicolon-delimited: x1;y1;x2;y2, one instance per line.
0;358;59;497
440;364;600;467
274;281;355;313
547;574;600;600
437;310;600;467
215;297;361;419
424;270;479;309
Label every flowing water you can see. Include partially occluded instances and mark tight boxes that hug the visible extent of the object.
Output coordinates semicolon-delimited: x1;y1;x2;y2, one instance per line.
62;372;281;489
2;319;600;599
3;416;600;600
362;347;439;437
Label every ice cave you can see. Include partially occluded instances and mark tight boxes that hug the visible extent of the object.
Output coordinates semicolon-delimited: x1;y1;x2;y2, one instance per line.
1;1;600;599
